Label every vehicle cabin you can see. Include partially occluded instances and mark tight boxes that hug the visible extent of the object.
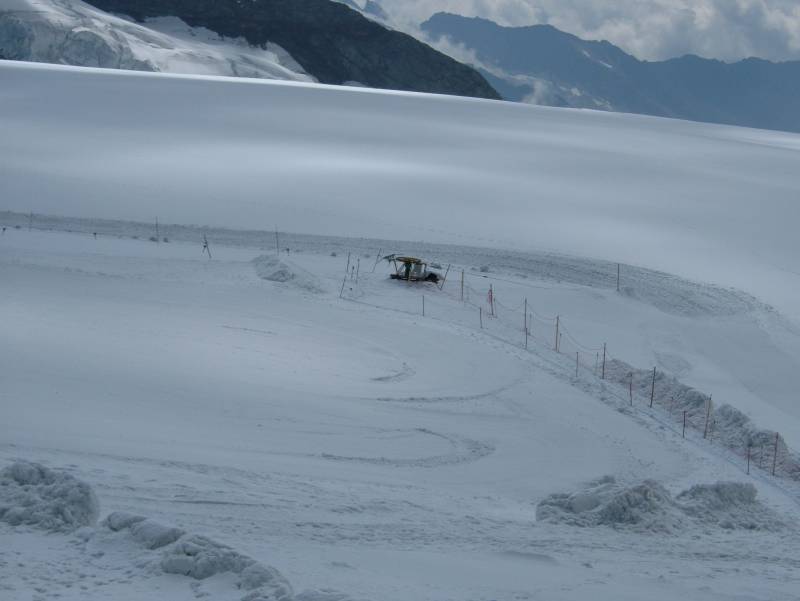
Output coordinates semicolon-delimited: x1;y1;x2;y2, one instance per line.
385;255;440;283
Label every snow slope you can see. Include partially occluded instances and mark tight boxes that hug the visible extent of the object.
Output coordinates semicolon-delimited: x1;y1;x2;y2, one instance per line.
2;60;800;324
2;227;799;601
0;0;312;80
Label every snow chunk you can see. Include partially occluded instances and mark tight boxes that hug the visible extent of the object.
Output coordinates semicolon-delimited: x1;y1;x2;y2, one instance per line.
537;477;782;533
253;255;324;293
103;511;146;531
162;534;293;600
0;461;99;532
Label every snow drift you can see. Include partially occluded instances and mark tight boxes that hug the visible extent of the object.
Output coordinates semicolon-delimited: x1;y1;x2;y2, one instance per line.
0;461;99;532
253;255;324;293
536;476;783;533
103;511;294;601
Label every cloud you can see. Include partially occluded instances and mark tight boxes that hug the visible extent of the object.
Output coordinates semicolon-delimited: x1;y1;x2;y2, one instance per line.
376;0;800;62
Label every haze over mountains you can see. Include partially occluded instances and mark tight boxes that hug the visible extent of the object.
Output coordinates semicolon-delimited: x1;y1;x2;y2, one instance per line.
422;12;800;133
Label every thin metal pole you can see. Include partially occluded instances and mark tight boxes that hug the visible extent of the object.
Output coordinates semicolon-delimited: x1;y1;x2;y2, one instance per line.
372;248;382;272
524;298;528;349
479;307;483;329
601;343;606;379
772;433;779;475
682;411;687;438
422;295;425;317
703;395;712;439
339;276;347;298
460;270;464;301
575;352;579;378
439;264;451;290
746;446;751;475
629;373;633;404
650;367;656;407
554;316;559;352
616;263;620;292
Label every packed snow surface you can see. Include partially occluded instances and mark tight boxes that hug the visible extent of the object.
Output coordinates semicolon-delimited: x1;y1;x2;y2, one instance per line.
0;0;312;80
2;225;800;600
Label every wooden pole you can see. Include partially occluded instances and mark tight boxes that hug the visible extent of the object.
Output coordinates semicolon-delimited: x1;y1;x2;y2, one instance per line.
601;343;607;379
460;270;464;301
356;258;360;284
772;432;779;475
346;252;351;274
490;284;495;317
682;411;687;438
422;295;425;317
554;316;559;351
479;307;483;329
274;227;280;255
339;275;347;298
439;264;451;290
649;367;656;407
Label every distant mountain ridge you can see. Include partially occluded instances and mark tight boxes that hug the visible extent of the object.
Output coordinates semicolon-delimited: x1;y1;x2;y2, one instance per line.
422;12;800;132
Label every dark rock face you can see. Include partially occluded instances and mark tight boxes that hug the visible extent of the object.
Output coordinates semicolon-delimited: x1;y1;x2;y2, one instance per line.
422;12;800;133
84;0;500;99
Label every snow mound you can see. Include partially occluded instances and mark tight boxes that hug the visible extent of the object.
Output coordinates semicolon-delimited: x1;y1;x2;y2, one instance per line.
537;476;783;533
105;513;293;601
253;255;324;293
0;461;99;532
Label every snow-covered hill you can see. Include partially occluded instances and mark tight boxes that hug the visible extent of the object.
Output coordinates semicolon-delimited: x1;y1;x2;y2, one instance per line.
3;60;800;601
0;0;313;80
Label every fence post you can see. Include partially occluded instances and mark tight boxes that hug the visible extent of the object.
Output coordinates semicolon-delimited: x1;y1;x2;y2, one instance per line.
554;316;559;352
629;373;633;405
649;367;656;408
439;264;451;290
346;252;351;274
601;343;606;379
772;432;779;476
524;298;528;350
682;411;686;438
461;270;464;301
746;446;751;475
489;284;495;317
703;395;712;439
479;307;483;329
575;352;579;378
422;295;425;317
356;258;360;284
339;276;347;298
616;263;620;292
372;248;382;272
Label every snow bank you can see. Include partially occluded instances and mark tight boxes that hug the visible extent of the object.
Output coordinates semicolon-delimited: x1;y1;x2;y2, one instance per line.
104;511;293;601
253;255;324;293
604;358;800;480
537;476;783;533
0;461;99;532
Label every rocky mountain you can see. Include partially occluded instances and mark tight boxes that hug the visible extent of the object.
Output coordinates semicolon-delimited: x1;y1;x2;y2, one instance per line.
422;12;800;132
0;0;314;81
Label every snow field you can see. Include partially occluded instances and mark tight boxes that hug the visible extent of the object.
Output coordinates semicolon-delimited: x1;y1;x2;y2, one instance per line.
2;225;800;600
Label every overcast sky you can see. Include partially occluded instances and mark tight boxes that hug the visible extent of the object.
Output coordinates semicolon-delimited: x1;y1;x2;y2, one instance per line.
376;0;800;62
